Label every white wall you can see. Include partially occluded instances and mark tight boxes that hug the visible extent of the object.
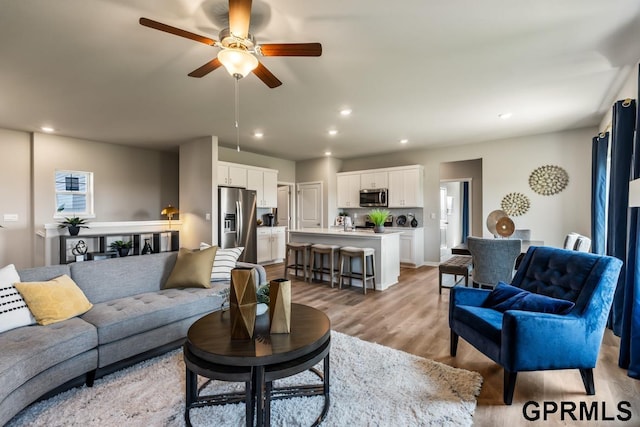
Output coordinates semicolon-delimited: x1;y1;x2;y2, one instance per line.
600;63;638;131
180;136;218;249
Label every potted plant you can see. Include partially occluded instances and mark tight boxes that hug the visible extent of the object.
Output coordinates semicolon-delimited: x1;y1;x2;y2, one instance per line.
58;217;89;236
368;208;390;233
109;240;133;257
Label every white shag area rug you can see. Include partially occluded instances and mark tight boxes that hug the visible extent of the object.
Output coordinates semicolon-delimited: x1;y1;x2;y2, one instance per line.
8;331;482;427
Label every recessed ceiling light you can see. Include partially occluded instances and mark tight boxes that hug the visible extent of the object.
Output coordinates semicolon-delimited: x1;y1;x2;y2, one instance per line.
41;126;55;133
254;131;264;138
498;112;513;120
325;151;332;156
340;108;352;116
328;129;338;136
400;139;408;144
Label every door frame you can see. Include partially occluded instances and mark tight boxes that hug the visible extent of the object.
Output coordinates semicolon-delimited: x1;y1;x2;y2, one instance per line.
296;181;324;229
277;181;295;231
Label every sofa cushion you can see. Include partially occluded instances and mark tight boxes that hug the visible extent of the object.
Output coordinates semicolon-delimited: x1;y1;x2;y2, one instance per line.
0;264;36;333
69;252;177;304
484;282;575;314
15;275;93;325
200;242;244;282
0;317;97;406
164;246;217;289
454;305;503;345
80;288;221;345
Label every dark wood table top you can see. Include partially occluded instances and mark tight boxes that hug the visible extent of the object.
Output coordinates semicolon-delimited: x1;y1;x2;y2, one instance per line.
186;303;331;367
451;240;544;255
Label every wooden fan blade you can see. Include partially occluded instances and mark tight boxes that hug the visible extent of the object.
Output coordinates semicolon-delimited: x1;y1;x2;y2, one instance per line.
259;43;322;57
229;0;252;39
139;17;216;46
253;62;282;88
188;58;223;78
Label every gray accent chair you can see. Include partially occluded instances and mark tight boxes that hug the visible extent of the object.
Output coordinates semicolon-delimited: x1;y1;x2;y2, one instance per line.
467;236;521;288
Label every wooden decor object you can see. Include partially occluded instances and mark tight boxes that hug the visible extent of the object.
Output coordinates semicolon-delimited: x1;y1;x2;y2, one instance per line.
230;267;257;340
269;278;291;334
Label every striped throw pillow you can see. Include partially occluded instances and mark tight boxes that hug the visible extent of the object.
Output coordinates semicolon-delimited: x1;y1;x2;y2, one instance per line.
0;264;36;333
200;243;245;282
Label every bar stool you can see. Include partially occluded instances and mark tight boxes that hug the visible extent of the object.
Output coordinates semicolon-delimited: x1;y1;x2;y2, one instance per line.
284;242;311;281
338;246;376;294
308;244;341;287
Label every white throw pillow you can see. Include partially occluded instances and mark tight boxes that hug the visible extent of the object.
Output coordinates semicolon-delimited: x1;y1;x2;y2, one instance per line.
200;243;244;282
0;264;36;333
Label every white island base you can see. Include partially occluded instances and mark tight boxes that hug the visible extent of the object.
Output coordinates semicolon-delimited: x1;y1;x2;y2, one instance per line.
288;228;401;291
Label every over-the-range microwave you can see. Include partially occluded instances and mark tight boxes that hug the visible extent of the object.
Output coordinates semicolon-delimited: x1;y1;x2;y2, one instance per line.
359;188;388;207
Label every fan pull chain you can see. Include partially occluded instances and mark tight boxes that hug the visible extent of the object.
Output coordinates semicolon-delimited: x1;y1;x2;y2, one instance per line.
235;76;240;152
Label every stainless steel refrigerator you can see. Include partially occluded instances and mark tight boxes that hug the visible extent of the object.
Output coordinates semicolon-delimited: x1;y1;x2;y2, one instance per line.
218;187;257;263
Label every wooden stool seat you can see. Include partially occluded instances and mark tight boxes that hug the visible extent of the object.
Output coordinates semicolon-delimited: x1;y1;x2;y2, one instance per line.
309;244;341;287
338;246;376;294
284;242;312;282
438;255;473;294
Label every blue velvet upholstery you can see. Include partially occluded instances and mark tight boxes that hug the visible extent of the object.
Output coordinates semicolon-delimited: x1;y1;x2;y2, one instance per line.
449;246;622;404
484;282;575;314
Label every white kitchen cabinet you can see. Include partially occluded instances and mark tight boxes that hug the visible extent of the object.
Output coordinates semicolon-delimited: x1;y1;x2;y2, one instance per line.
388;166;424;207
257;226;286;264
360;171;388;189
337;173;361;208
218;163;247;188
391;227;424;267
247;168;278;208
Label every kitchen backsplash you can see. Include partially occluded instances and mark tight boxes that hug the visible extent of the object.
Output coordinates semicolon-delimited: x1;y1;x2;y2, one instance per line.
339;208;424;227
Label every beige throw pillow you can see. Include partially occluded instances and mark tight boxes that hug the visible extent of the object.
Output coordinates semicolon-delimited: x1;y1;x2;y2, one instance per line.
164;246;217;289
14;274;93;326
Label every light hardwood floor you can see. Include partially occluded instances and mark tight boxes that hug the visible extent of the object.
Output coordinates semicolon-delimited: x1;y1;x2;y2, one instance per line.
264;263;640;426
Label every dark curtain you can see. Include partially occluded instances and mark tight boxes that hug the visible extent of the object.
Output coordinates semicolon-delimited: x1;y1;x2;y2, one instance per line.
619;67;640;379
607;99;637;335
461;181;469;243
591;133;609;255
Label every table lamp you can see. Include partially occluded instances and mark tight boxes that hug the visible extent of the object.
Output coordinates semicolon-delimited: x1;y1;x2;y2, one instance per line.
161;204;179;229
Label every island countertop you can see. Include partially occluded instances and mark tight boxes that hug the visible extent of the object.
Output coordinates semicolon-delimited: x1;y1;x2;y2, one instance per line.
288;228;401;290
288;228;402;237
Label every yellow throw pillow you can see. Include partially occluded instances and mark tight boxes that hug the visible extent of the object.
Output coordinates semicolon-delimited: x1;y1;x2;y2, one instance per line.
164;246;217;289
14;274;93;326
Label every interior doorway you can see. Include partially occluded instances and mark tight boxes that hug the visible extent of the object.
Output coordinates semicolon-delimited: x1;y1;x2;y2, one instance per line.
439;179;472;261
297;181;323;229
277;182;295;232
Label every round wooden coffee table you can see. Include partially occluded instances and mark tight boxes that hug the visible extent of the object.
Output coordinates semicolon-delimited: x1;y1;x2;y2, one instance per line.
184;303;331;427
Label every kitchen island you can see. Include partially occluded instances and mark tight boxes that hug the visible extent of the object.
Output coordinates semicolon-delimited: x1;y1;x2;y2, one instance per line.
288;228;401;290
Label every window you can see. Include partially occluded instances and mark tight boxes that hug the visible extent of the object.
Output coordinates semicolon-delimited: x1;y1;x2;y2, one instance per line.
54;170;94;217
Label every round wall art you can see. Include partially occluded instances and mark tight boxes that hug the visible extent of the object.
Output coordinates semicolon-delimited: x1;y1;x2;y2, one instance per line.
501;192;530;216
529;165;569;196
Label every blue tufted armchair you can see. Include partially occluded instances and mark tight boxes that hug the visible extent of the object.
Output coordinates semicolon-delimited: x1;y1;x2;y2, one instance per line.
449;246;623;404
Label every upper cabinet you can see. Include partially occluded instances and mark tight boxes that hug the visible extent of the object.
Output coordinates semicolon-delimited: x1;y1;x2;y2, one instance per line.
388;166;424;207
218;163;247;188
247;168;278;208
360;171;388;189
337;173;360;208
219;161;278;208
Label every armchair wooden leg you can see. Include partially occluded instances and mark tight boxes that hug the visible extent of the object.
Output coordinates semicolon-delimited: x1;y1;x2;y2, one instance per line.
579;368;595;395
450;330;459;356
503;370;517;405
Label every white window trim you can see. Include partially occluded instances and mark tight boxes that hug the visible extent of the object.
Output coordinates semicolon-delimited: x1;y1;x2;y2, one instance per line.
53;169;95;219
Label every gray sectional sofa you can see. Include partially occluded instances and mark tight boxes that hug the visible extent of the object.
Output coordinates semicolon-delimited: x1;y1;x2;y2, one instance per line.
0;252;266;426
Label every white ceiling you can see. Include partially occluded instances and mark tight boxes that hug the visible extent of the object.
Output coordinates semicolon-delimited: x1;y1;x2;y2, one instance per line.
1;0;639;161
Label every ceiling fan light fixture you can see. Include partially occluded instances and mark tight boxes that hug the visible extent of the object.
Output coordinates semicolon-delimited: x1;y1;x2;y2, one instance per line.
217;48;258;78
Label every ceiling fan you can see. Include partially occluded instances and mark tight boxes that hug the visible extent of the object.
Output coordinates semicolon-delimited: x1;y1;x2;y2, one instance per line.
139;0;322;88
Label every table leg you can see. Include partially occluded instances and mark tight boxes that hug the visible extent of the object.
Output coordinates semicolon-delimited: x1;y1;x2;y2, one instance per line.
254;366;266;427
185;366;197;426
245;380;254;427
265;381;273;427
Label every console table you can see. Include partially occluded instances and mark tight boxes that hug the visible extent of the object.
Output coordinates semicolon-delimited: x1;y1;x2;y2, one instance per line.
58;230;179;264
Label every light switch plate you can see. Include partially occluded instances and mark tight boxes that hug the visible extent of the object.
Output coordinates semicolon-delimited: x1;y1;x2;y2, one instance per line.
3;214;18;222
430;212;436;220
205;213;211;221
